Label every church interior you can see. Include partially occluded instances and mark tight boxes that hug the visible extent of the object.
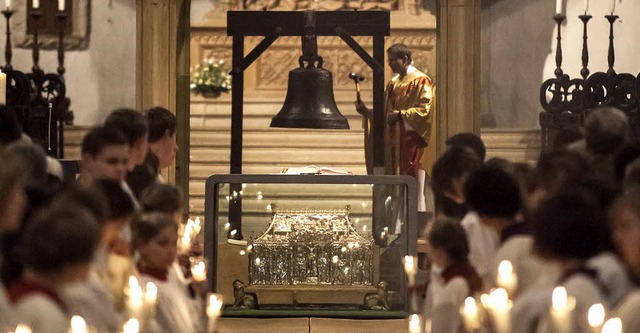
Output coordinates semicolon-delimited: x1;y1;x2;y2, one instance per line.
0;0;640;332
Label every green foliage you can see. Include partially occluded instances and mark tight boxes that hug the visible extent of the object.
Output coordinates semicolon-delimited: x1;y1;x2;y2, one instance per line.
190;58;232;98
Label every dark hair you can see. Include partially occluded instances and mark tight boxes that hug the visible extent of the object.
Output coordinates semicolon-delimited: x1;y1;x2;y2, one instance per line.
94;179;135;220
551;124;584;151
427;217;470;265
127;153;160;199
386;43;412;62
21;206;101;273
584;107;629;155
4;142;48;191
0;105;21;146
146;107;176;143
0;150;23;222
140;183;183;215
530;150;592;193
81;126;129;157
47;185;108;223
532;190;606;260
465;166;522;218
446;133;486;162
131;212;177;249
431;147;482;215
104;108;148;146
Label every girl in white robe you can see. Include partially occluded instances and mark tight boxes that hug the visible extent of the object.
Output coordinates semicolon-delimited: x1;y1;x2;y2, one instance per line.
423;218;482;333
132;212;205;333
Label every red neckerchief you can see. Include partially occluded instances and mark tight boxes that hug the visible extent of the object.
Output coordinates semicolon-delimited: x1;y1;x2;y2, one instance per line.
7;278;68;312
441;263;483;293
137;263;168;282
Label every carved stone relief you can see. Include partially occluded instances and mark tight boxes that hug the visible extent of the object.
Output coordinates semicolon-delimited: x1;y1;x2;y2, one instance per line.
10;0;90;50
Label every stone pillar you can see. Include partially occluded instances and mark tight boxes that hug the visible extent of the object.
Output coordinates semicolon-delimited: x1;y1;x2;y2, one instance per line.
436;0;481;153
136;0;190;202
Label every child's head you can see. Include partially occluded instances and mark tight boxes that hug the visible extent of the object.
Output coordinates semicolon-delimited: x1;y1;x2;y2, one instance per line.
80;126;130;182
425;218;469;269
132;213;178;270
21;205;102;283
140;184;183;225
94;179;136;248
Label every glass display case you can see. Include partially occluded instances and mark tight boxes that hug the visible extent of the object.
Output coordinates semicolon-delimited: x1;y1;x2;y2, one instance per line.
204;174;418;319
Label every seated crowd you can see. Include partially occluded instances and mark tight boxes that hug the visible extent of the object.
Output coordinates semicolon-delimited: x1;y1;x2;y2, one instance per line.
423;106;640;332
1;104;640;333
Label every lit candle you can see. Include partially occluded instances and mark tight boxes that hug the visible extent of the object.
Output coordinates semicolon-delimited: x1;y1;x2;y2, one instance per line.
587;303;605;333
609;0;615;14
190;259;207;282
601;317;622;333
489;288;511;333
550;287;576;333
5;0;10;10
122;318;139;333
555;0;562;14
207;293;224;333
496;260;518;297
583;0;588;14
70;316;87;333
32;0;38;9
408;314;421;333
0;70;6;105
193;217;202;235
58;0;64;11
15;324;32;333
402;255;417;287
460;297;481;331
127;276;144;320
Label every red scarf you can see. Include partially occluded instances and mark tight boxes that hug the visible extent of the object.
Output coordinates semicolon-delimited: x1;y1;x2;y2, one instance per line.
441;263;483;293
7;278;68;312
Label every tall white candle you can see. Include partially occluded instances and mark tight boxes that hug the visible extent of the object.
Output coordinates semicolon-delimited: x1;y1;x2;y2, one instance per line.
70;316;87;333
496;260;518;297
555;0;562;14
58;0;64;11
408;314;421;333
403;255;417;287
609;0;615;14
460;297;481;331
207;293;224;333
0;70;6;106
587;303;605;333
32;0;38;9
5;0;10;10
550;287;576;333
601;318;622;333
489;288;511;333
583;0;588;13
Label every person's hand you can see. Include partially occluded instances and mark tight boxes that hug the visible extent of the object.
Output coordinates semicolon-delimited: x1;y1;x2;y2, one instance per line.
387;110;401;125
355;100;368;115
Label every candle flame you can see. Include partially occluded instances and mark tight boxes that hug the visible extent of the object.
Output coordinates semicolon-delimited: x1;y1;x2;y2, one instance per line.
587;303;605;328
408;314;421;332
464;297;477;312
207;293;224;317
332;255;339;264
601;317;622;333
552;287;567;310
490;288;509;307
123;318;139;333
146;281;158;302
498;260;513;278
70;316;87;333
15;324;32;333
403;255;416;275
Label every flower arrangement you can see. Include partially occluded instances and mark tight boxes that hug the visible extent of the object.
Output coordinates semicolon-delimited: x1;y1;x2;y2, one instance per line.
190;58;232;98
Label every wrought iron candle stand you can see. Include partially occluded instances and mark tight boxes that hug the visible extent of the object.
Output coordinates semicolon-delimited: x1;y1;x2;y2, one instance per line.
3;6;72;158
539;13;640;151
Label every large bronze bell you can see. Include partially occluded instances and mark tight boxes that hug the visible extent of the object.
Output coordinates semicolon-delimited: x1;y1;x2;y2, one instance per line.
270;66;349;129
270;10;349;130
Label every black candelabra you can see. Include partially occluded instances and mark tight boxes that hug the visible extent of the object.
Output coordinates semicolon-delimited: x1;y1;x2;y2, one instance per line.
2;5;72;158
539;12;640;151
